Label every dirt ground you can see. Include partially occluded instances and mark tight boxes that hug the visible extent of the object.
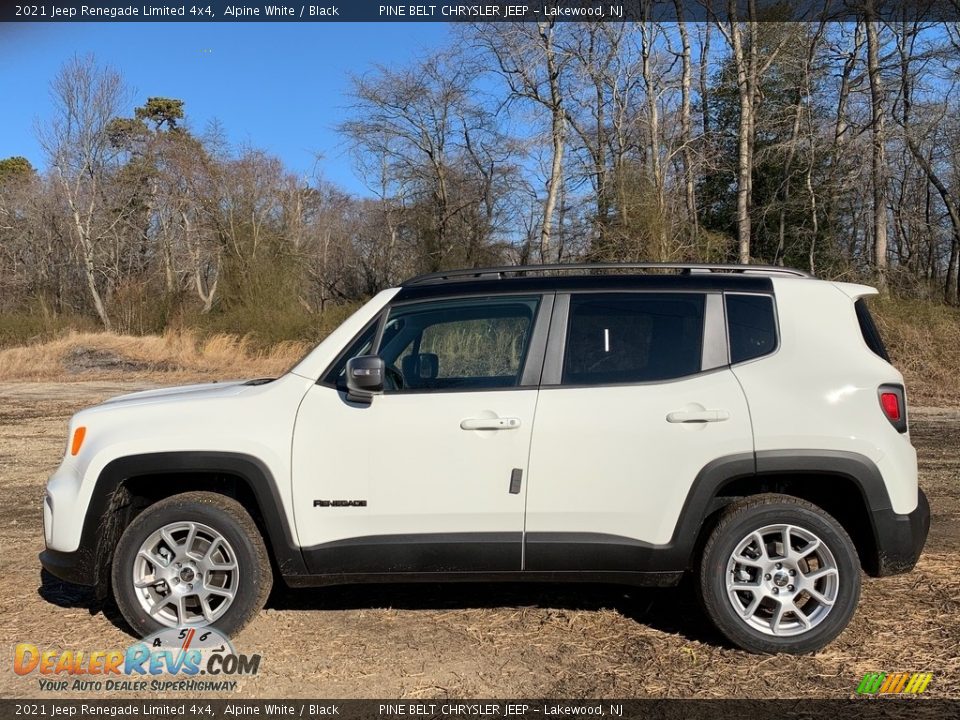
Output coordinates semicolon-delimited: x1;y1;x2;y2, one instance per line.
1;379;957;699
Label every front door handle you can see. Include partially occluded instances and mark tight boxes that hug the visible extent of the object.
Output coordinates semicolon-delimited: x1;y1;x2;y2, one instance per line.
460;417;522;431
666;409;730;423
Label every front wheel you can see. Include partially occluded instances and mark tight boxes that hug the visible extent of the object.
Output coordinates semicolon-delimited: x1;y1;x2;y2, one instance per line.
111;491;272;637
697;494;861;654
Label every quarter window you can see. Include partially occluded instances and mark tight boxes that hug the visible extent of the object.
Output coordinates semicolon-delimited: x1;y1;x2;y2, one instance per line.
726;294;778;363
562;293;706;385
378;296;540;391
854;298;890;361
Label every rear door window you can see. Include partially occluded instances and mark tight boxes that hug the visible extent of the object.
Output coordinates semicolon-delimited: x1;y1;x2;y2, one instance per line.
562;293;705;385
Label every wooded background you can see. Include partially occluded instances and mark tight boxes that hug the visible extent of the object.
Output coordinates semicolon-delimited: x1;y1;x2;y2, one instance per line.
2;17;960;344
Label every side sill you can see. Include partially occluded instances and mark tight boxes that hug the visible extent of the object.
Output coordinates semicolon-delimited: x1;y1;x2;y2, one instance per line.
283;570;684;589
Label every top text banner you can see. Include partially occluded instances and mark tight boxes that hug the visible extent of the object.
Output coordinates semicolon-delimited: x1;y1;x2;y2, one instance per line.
2;1;957;23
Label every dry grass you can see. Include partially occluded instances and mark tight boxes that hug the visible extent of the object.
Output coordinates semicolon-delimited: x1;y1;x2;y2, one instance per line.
870;298;960;406
0;295;957;402
0;330;310;382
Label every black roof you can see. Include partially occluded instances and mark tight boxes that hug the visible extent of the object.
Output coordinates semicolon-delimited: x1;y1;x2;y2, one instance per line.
395;263;795;302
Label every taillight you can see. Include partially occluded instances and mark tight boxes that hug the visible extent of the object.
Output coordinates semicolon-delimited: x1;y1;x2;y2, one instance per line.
878;384;907;433
880;392;900;420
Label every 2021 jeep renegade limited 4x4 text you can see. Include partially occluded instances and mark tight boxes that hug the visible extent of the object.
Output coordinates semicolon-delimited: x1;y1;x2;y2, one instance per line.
40;263;930;654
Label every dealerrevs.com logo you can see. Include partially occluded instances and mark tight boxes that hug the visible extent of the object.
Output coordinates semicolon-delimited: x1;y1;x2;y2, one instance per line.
14;627;260;692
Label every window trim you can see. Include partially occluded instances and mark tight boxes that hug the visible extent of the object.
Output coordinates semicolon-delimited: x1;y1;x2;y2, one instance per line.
702;293;728;370
542;290;718;388
723;291;781;366
319;288;779;393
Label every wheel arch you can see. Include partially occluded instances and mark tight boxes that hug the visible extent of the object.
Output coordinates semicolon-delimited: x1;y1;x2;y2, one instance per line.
80;452;307;593
675;450;891;577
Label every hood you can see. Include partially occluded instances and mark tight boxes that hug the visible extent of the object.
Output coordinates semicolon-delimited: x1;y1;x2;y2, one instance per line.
98;380;253;409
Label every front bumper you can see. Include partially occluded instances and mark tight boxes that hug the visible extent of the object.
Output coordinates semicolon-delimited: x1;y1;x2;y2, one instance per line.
871;487;930;576
39;547;99;587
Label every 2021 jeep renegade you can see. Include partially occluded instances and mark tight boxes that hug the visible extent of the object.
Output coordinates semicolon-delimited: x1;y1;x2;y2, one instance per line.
40;263;930;654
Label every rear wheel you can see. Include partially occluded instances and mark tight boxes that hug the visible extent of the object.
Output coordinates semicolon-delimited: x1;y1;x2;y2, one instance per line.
111;491;271;637
697;494;860;654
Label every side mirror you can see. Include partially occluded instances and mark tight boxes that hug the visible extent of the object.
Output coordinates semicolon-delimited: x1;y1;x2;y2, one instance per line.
345;355;385;403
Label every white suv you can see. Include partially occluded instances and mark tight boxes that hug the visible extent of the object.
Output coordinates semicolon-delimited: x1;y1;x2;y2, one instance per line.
41;263;929;654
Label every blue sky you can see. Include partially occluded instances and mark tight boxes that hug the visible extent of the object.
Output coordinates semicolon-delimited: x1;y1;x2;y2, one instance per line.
0;22;450;195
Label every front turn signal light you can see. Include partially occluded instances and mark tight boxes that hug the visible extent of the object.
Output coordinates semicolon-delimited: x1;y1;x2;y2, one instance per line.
70;426;87;456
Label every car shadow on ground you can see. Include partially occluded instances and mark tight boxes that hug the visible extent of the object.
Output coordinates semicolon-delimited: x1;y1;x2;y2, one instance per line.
38;569;97;610
267;580;728;648
38;569;131;631
37;570;727;648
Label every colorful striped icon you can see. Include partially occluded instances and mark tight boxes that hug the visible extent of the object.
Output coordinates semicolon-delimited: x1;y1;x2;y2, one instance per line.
857;672;933;695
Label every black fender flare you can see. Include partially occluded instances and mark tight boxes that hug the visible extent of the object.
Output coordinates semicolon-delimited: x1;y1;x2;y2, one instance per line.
663;449;897;572
66;451;308;588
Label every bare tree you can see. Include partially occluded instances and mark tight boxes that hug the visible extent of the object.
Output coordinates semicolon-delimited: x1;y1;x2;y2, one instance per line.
38;55;131;329
773;22;828;266
563;22;620;251
468;22;572;261
639;18;669;258
341;51;516;274
864;1;889;286
715;4;793;263
673;5;698;241
893;20;960;303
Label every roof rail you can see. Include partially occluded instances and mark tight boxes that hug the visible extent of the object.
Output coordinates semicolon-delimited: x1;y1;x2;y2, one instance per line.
403;262;813;286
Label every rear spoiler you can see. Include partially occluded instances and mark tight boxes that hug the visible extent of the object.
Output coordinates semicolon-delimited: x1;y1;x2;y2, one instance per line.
831;282;880;301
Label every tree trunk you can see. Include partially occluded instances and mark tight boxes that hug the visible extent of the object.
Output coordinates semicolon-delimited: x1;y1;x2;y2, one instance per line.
948;235;960;304
905;138;960;304
183;210;218;313
699;23;711;137
640;20;667;260
81;246;111;330
64;189;112;330
865;5;888;286
675;6;698;243
776;22;824;266
727;5;753;263
158;209;176;294
539;22;564;263
806;163;819;274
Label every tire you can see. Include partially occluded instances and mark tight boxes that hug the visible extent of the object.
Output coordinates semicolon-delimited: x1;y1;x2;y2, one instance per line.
111;491;272;638
697;493;861;654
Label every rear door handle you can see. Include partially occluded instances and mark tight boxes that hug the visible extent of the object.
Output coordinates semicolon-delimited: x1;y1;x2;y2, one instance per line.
460;417;522;431
666;409;730;423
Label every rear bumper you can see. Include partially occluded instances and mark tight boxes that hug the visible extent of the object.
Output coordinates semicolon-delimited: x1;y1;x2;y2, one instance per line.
871;487;930;576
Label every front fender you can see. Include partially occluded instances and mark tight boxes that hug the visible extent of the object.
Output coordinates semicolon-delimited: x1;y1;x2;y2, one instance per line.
41;452;308;590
